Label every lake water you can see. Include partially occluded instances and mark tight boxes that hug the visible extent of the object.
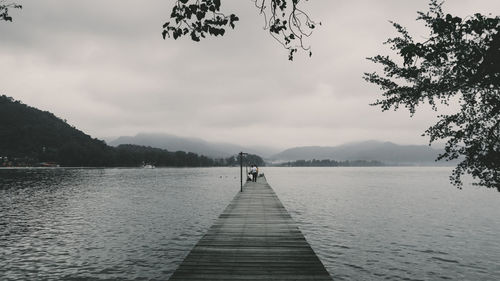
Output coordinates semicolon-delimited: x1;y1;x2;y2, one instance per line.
0;167;498;280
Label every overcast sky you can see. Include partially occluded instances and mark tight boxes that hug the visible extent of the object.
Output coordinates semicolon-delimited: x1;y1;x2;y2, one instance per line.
1;0;499;149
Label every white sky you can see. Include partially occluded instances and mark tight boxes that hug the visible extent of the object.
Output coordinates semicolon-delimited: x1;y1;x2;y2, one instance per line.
1;0;499;150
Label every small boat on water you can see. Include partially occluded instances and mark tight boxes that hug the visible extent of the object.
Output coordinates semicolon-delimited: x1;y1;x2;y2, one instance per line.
142;163;155;169
40;162;60;167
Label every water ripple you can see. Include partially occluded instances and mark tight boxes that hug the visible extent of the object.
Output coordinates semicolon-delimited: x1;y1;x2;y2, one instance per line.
0;168;238;280
2;167;499;281
267;167;500;281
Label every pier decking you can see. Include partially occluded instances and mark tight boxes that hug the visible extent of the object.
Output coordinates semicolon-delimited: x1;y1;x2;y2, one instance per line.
169;176;333;281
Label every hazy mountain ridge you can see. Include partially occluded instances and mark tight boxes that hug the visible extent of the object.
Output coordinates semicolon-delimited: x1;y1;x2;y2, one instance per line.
1;96;448;167
270;140;449;164
109;133;279;158
0;96;262;167
109;134;451;165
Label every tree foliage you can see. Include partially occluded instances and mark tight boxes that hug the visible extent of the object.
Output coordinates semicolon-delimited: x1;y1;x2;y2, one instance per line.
364;0;500;190
162;0;318;60
223;153;265;167
162;0;239;41
0;1;21;22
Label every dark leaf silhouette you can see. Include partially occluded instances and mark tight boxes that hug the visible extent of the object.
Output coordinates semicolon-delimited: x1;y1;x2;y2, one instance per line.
0;2;22;22
162;0;318;60
364;0;500;190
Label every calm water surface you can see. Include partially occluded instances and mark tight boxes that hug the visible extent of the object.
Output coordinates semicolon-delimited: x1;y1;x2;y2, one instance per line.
266;167;499;281
1;167;499;280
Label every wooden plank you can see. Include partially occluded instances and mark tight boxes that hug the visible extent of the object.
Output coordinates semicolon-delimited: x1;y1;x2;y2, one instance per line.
169;177;332;281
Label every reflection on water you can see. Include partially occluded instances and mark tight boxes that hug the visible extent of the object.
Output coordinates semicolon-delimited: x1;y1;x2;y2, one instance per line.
1;167;499;280
0;168;238;281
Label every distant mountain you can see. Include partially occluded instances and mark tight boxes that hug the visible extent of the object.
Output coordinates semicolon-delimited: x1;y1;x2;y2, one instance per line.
109;133;279;158
0;95;261;167
270;140;448;165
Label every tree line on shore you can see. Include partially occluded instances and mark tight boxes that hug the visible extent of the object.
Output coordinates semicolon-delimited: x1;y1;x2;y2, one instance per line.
2;144;264;168
277;159;384;167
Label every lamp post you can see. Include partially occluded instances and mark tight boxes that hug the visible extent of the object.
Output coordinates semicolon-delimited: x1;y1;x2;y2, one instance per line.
239;152;248;192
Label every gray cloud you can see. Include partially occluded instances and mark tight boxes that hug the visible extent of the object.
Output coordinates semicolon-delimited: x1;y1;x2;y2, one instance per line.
1;0;499;149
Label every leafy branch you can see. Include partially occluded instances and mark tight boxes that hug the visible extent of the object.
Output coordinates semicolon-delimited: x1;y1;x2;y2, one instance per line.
0;1;22;22
364;0;500;190
251;0;319;60
162;0;239;42
162;0;319;60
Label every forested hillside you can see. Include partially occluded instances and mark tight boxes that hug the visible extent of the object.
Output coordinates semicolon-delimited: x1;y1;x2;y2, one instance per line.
0;95;263;167
0;95;110;166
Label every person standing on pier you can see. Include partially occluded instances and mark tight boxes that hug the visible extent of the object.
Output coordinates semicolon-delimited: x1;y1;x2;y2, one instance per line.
251;165;258;182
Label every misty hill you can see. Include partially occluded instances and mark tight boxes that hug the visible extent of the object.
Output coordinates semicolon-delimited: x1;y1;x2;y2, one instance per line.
270;140;447;165
109;133;279;158
0;95;263;167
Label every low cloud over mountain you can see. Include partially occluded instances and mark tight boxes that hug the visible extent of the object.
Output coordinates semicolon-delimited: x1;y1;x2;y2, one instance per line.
108;133;279;158
270;140;450;165
109;135;451;165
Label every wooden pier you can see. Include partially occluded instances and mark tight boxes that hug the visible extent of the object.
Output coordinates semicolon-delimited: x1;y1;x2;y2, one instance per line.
169;176;333;281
